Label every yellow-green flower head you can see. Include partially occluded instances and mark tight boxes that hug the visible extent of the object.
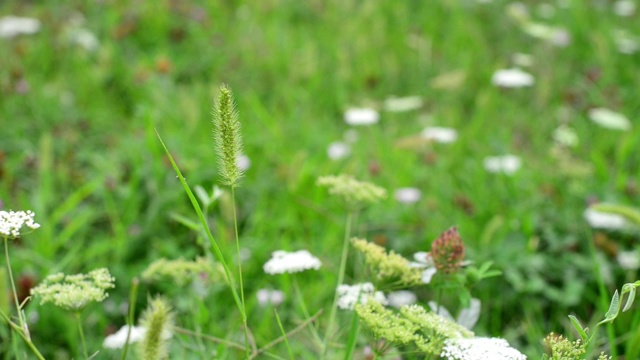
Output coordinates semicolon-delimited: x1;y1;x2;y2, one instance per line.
317;174;386;206
0;210;40;239
142;257;221;287
31;268;115;312
213;84;244;188
351;238;422;285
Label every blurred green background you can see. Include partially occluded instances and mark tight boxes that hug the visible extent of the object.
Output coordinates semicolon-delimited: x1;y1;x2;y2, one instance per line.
1;0;639;358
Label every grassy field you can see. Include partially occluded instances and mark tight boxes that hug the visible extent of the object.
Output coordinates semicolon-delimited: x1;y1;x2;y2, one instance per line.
1;0;640;359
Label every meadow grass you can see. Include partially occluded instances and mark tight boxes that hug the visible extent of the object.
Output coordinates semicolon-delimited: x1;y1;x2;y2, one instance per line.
1;0;640;358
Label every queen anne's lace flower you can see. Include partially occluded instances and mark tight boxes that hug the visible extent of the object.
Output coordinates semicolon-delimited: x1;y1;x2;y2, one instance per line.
337;283;387;310
103;325;146;349
441;337;526;360
263;250;322;275
0;210;41;239
0;16;40;38
483;155;521;175
344;108;379;125
31;268;115;312
491;68;534;88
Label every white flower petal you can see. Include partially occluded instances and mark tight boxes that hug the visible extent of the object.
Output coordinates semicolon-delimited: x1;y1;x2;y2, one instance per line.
387;291;417;308
617;251;640;270
422;267;437;284
584;208;627;230
428;301;454;321
0;16;40;38
327;141;351;160
588;108;631;131
263;250;322;275
421;127;458;143
344;108;379;126
103;326;146;349
483;155;521;175
456;298;481;330
491;69;534;88
394;188;422;204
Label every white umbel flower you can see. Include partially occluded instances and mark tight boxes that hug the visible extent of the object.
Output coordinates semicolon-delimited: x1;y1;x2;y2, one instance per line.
491;68;534;88
421;127;458;143
0;16;40;38
344;108;379;126
256;289;285;306
483;155;521;175
583;208;626;230
103;325;146;349
441;337;526;360
588;108;631;131
327;141;351;160
0;210;40;238
336;283;387;310
263;250;322;275
394;188;422;204
387;290;417;308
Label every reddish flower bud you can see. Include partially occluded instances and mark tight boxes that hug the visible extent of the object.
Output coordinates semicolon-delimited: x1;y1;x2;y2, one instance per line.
430;226;465;274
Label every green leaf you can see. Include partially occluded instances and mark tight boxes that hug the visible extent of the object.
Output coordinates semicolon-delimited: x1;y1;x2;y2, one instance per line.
598;290;620;326
622;283;637;312
568;315;588;342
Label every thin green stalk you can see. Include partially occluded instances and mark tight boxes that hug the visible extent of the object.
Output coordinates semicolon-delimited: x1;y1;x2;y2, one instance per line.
322;211;353;359
0;309;44;360
435;288;443;316
75;312;89;360
291;275;322;347
3;237;27;340
273;309;294;360
156;130;245;319
232;187;250;357
121;278;140;360
344;312;359;360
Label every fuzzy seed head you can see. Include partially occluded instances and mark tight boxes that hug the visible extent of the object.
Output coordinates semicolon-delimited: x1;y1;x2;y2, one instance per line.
138;297;174;360
430;227;465;274
213;84;244;187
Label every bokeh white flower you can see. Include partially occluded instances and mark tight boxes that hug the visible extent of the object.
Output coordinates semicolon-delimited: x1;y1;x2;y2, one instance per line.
491;69;534;88
336;282;387;310
394;188;422;204
441;337;526;360
512;53;533;67
344;108;379;126
68;28;99;51
256;289;285;306
552;125;578;147
0;210;41;239
583;207;627;230
409;252;437;284
483;155;521;175
588;108;631;131
614;0;636;17
617;251;640;270
387;290;417;308
383;96;423;112
421;127;458;143
327;141;351;160
0;16;40;38
236;154;251;171
103;325;146;349
263;250;322;275
429;298;481;330
614;30;639;55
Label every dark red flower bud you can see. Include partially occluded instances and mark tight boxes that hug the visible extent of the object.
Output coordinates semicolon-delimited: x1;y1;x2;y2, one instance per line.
430;226;465;274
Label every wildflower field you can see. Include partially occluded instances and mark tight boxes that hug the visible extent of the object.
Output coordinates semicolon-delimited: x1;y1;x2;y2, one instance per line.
1;1;640;359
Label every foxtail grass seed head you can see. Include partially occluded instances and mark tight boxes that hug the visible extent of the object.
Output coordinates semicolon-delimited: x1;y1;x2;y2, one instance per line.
213;84;244;187
430;227;465;274
30;268;115;312
138;297;174;360
263;250;322;274
0;210;40;239
317;174;386;207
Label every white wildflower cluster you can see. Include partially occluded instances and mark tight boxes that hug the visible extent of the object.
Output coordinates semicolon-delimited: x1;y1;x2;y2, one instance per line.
344;108;379;125
421;127;458;144
0;210;40;239
491;68;534;88
483;155;521;175
583;208;626;230
441;337;526;360
0;16;40;38
394;188;422;204
256;289;285;306
103;325;146;349
31;268;115;312
263;250;322;275
588;108;631;131
387;290;417;308
336;282;387;310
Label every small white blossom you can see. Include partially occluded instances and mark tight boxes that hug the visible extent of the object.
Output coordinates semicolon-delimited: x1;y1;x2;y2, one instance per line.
588;108;631;131
344;108;379;126
491;69;534;88
383;96;423;112
336;283;387;310
387;290;417;308
103;325;146;349
327;141;351;160
256;289;285;306
617;251;640;270
583;208;627;230
67;28;99;51
429;298;481;330
483;155;521;175
421;127;458;143
0;210;40;239
614;30;640;54
0;16;40;38
614;0;636;16
263;250;322;275
409;252;437;284
441;337;526;360
236;154;251;171
552;125;579;147
394;188;422;204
